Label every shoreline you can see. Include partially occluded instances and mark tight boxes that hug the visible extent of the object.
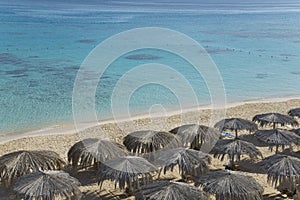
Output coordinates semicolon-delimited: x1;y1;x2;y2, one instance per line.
1;95;300;199
1;94;300;145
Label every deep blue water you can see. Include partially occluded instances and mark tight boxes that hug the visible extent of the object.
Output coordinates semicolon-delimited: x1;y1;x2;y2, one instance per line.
1;1;300;134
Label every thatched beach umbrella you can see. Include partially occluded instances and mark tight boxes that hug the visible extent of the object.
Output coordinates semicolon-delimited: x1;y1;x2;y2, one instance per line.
136;180;208;200
281;149;300;159
288;108;300;118
211;139;262;165
195;170;264;200
291;128;300;136
98;156;157;190
68;138;128;169
259;154;300;186
13;170;81;200
0;150;65;186
295;150;300;158
123;130;182;154
170;124;219;150
214;118;258;138
252;112;298;129
148;147;211;179
254;129;300;153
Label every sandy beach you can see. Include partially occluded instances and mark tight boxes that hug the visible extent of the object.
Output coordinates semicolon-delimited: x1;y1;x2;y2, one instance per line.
2;1;300;199
1;98;300;199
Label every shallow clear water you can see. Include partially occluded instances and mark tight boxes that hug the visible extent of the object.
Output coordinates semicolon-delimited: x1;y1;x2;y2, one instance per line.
1;1;300;134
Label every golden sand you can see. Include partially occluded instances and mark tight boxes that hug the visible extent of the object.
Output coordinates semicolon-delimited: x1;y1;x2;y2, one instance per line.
1;98;300;199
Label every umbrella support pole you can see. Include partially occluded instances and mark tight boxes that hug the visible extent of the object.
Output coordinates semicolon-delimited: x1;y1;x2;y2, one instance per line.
158;168;162;179
191;135;201;150
230;159;234;170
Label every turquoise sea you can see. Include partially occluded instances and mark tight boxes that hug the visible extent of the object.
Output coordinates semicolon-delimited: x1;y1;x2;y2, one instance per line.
1;0;300;134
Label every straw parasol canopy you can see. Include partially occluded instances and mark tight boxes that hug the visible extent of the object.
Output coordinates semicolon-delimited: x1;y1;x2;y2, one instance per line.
259;154;300;186
281;149;300;159
148;147;211;178
123;130;182;154
254;129;300;153
291;128;300;136
98;156;157;190
0;150;66;186
170;124;219;150
13;170;81;200
295;150;300;158
252;112;298;129
135;180;209;200
211;138;263;164
68;138;128;169
195;170;264;200
214;118;258;138
288;107;300;118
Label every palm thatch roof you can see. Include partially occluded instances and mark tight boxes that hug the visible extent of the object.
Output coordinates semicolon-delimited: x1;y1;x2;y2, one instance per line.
0;150;66;186
295;150;300;158
259;154;300;186
214;118;258;137
290;128;300;136
195;170;264;200
135;180;208;200
211;139;263;163
281;148;300;159
288;108;300;118
148;147;211;178
252;113;298;129
13;170;81;200
98;156;157;190
68;138;128;169
170;124;219;150
123;130;182;154
254;129;300;153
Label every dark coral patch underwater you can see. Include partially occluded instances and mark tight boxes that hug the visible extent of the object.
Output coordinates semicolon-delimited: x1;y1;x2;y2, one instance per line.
125;54;162;60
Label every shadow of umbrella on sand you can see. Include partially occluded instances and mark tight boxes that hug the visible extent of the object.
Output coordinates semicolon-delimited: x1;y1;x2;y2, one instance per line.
135;180;209;200
68;138;128;169
123;130;182;154
288;107;300;118
98;156;157;190
0;150;66;186
210;138;263;168
254;129;300;153
146;147;211;179
170;124;219;151
259;154;300;186
13;170;81;200
214;118;258;138
194;170;264;200
252;113;298;129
